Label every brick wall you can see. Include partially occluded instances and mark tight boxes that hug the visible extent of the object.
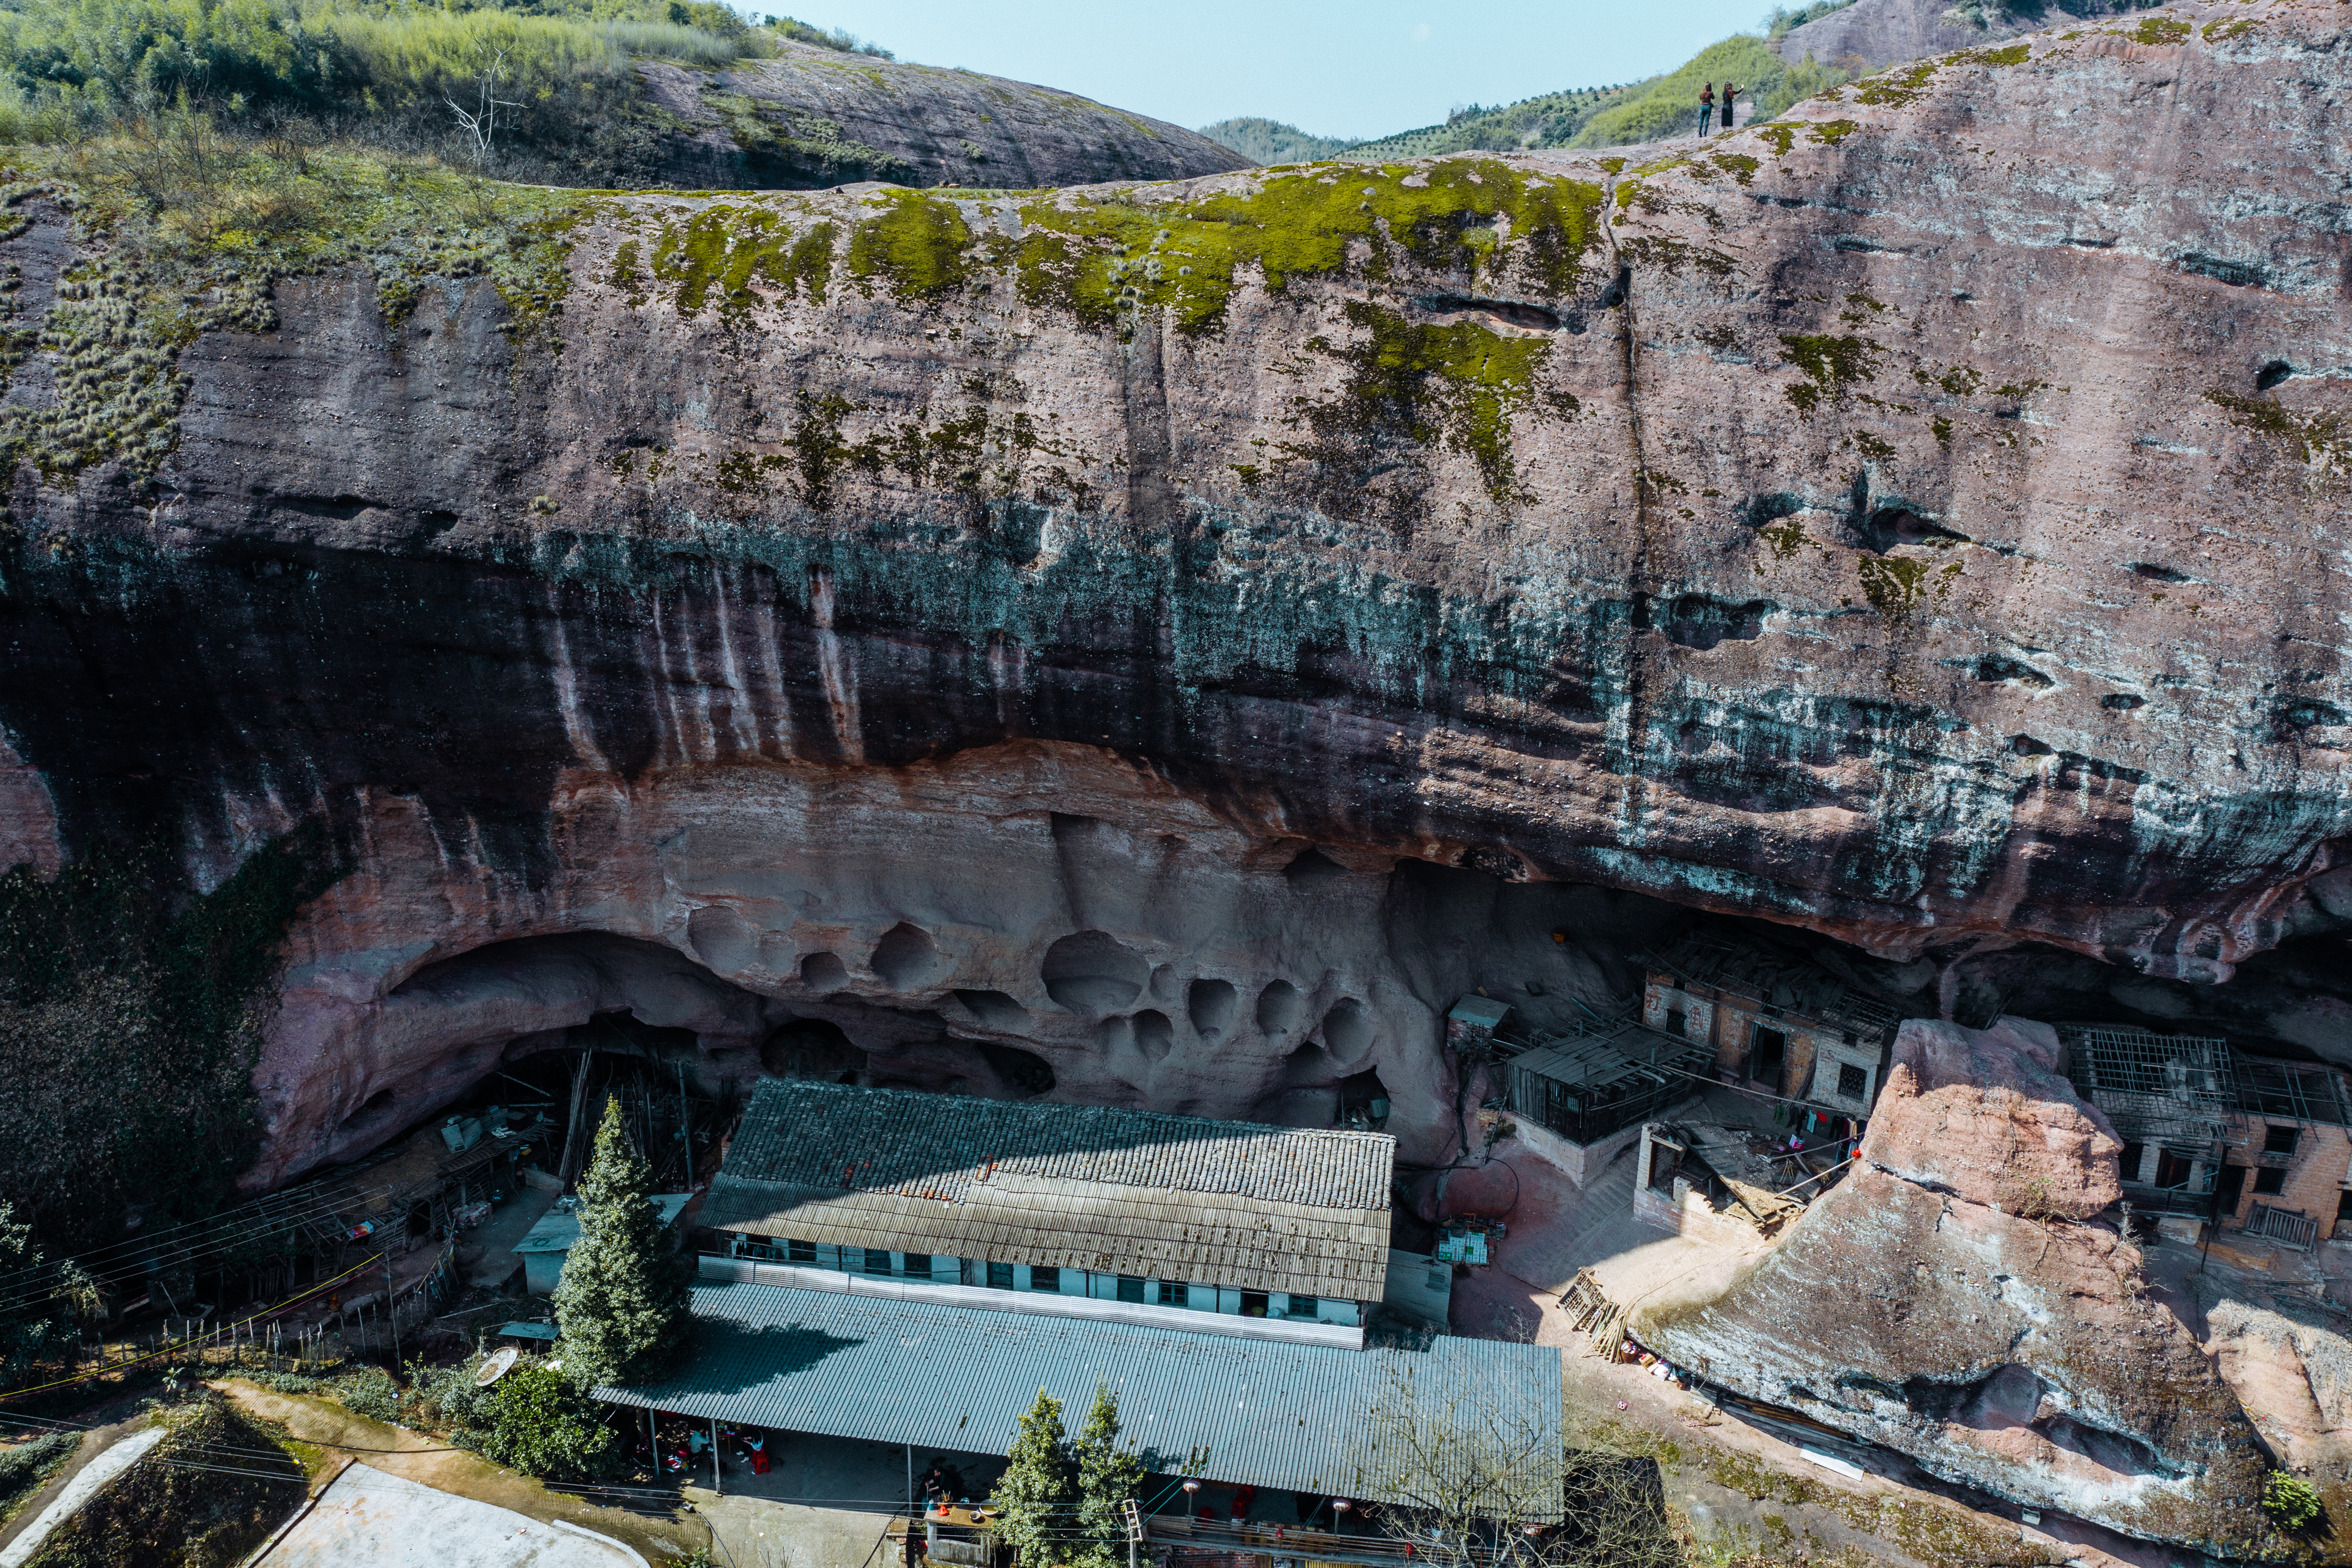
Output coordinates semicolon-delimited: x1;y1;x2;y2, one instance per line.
2220;1117;2352;1240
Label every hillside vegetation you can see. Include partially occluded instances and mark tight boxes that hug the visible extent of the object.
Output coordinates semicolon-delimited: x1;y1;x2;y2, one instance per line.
1196;117;1355;166
1202;0;1872;160
0;0;878;187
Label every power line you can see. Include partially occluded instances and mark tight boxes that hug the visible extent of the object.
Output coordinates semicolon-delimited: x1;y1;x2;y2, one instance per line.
0;1254;380;1403
0;1180;397;1292
0;1190;397;1319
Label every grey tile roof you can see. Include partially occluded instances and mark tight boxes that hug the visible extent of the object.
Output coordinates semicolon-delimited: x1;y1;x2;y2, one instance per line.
597;1281;1565;1517
704;1080;1397;1298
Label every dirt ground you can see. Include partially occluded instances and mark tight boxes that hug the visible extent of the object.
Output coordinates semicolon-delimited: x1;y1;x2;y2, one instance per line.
215;1382;711;1564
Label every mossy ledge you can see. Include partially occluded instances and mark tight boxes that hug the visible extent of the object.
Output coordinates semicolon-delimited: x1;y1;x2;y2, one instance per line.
623;157;1609;335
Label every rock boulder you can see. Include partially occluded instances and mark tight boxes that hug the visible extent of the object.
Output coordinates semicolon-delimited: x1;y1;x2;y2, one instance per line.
1636;1015;2274;1551
1860;1017;2123;1219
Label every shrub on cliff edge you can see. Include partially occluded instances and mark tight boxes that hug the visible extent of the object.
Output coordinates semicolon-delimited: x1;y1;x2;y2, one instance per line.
2263;1470;2322;1531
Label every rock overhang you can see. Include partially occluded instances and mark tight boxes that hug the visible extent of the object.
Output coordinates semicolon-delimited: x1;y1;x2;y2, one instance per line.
0;0;2348;1189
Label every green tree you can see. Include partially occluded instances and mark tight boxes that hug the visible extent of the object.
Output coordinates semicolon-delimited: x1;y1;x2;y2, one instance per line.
1072;1383;1145;1568
0;1203;96;1383
477;1363;620;1482
552;1097;691;1387
995;1388;1075;1565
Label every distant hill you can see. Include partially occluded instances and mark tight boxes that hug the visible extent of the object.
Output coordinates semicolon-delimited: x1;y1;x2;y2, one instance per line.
1197;118;1353;166
1208;0;2168;161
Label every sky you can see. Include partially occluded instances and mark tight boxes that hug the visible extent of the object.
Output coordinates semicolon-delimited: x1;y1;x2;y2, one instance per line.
766;1;1776;141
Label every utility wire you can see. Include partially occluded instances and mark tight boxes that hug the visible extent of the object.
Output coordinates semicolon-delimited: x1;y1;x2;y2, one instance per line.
0;1189;402;1319
0;1180;404;1291
0;1254;380;1402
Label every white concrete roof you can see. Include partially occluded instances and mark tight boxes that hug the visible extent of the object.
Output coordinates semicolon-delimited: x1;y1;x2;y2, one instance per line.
254;1465;647;1568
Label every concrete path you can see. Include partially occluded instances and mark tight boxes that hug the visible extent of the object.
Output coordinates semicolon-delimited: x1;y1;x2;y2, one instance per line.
217;1383;707;1564
0;1426;163;1568
679;1433;925;1568
255;1464;647;1567
689;1492;905;1568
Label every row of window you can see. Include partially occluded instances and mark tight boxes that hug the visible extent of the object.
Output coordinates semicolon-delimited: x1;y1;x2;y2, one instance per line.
724;1236;1359;1324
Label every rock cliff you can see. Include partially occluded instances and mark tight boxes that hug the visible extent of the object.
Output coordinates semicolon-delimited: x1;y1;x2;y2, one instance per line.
1637;1017;2278;1552
0;0;2347;1211
634;41;1253;189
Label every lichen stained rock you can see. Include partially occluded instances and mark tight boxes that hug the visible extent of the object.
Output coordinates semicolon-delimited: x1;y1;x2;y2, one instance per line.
635;41;1254;190
0;0;2348;1199
1635;1017;2274;1552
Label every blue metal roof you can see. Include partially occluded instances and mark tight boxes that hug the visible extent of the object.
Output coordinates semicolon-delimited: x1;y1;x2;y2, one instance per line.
597;1283;1563;1513
513;1194;692;1255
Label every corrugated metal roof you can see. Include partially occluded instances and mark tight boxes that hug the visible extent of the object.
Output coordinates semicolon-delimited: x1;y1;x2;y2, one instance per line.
596;1282;1563;1517
514;1195;692;1255
705;1081;1396;1297
719;1080;1394;1209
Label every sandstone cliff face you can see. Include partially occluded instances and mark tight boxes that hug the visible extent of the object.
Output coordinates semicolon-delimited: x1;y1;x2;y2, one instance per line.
1772;0;2041;71
0;0;2348;1192
1636;1018;2272;1551
635;42;1253;189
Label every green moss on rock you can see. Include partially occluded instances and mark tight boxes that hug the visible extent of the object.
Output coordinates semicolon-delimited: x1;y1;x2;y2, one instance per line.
846;190;974;301
1288;299;1559;506
649;204;836;320
1012;159;1606;335
1780;333;1884;414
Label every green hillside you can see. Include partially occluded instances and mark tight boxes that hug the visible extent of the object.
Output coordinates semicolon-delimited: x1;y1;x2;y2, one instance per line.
1198;117;1356;165
0;0;879;188
1208;0;1874;163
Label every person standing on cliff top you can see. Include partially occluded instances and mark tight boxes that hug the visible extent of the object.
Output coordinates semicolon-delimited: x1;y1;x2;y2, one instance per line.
1721;82;1738;129
1697;83;1715;137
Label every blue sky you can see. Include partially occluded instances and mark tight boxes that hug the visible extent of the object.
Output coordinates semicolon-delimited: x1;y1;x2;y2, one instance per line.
765;1;1777;141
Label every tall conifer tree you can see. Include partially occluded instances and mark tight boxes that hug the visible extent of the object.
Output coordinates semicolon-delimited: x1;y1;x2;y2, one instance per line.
996;1388;1076;1565
552;1096;690;1386
1073;1383;1145;1568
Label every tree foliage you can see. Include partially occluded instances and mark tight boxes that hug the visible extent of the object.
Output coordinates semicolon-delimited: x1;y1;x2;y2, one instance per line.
552;1095;690;1388
22;1396;304;1567
476;1362;620;1482
1072;1383;1144;1568
0;828;343;1256
0;1206;97;1385
995;1388;1076;1566
0;0;795;185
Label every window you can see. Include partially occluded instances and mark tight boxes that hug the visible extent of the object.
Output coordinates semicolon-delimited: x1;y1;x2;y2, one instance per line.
1837;1062;1869;1102
1666;1009;1688;1039
786;1238;817;1264
1288;1294;1319;1319
1116;1275;1145;1303
2265;1124;2301;1157
2118;1143;2145;1183
987;1261;1014;1290
1155;1280;1191;1308
904;1253;932;1279
2254;1167;2287;1196
1031;1266;1061;1293
1240;1291;1269;1318
864;1248;892;1274
2338;1190;2352;1223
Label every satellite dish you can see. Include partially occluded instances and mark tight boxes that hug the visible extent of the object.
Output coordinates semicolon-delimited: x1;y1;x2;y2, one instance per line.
475;1346;521;1386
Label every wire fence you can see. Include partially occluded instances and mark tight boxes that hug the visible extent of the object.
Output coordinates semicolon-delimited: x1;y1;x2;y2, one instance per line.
2;1239;459;1405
